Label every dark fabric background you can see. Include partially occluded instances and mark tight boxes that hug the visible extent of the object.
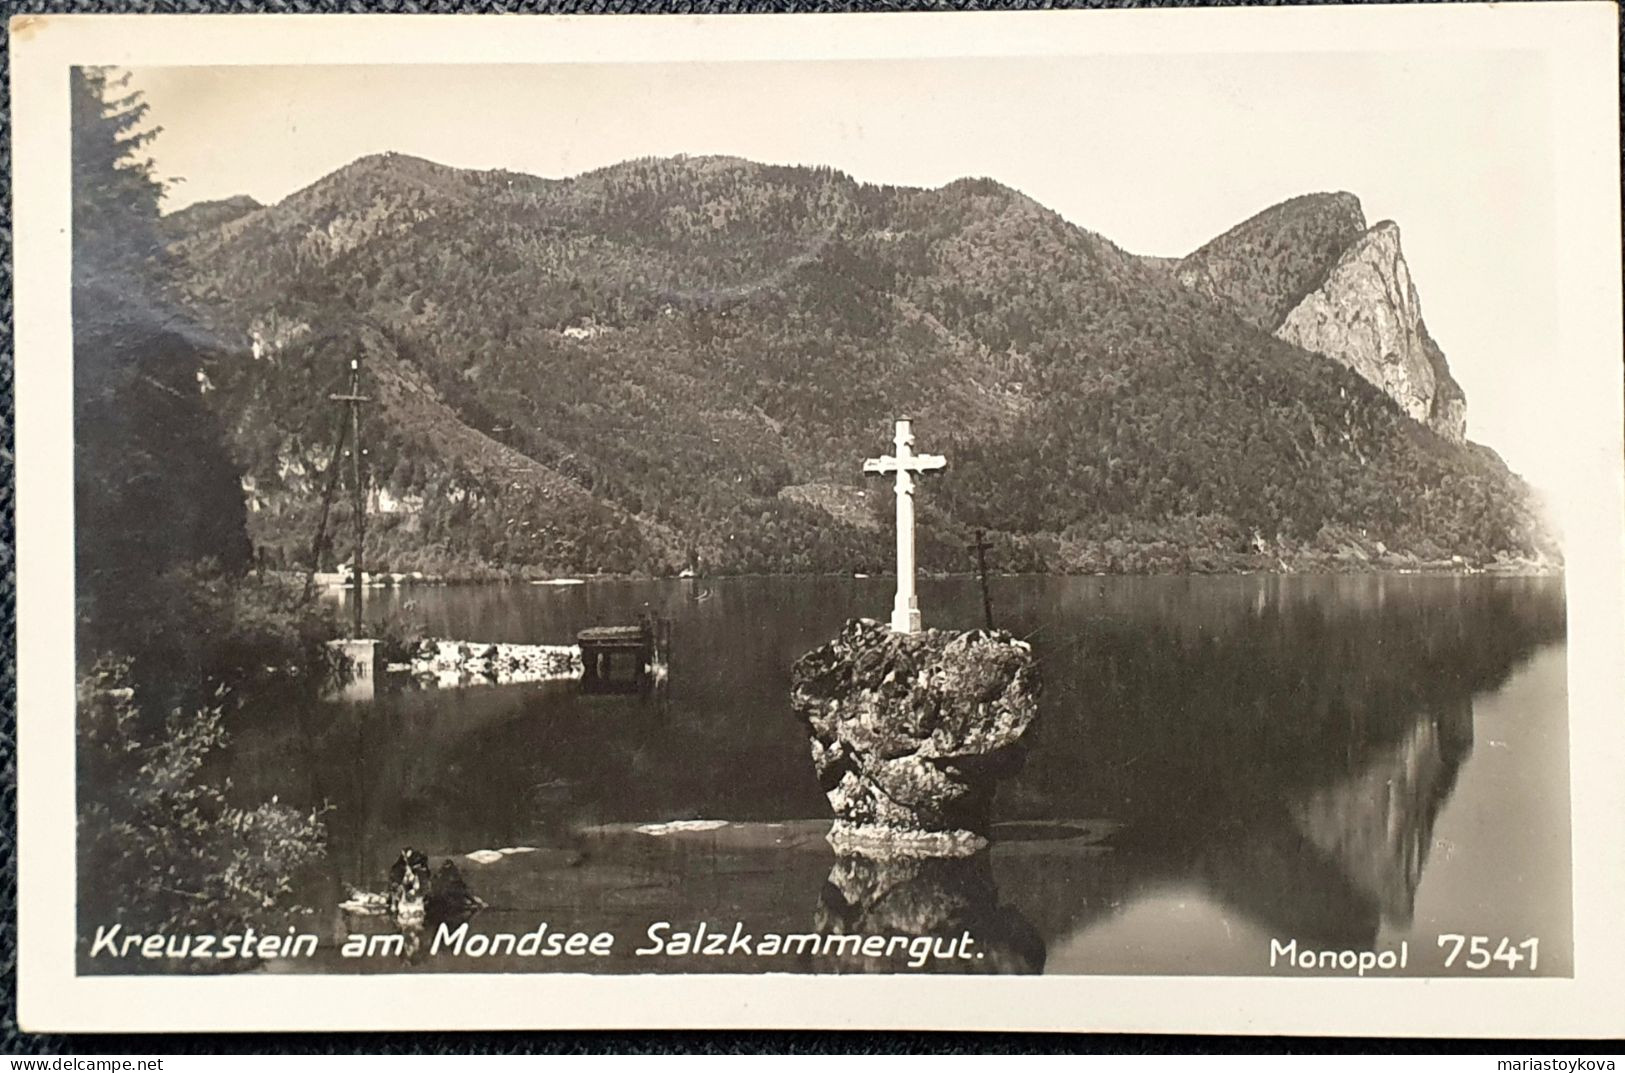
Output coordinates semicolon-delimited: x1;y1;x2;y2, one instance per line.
1;0;1618;1053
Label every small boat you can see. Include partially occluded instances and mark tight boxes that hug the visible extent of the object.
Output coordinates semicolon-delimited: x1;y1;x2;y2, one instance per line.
678;568;697;579
532;577;586;587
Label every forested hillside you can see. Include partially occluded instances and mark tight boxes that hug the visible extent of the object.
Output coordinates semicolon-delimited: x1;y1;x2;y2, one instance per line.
164;153;1556;577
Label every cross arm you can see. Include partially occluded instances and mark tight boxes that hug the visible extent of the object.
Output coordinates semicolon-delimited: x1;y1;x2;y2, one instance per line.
863;453;947;474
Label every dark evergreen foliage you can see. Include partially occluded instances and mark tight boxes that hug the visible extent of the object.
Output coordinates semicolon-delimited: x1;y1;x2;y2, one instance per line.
73;66;255;655
72;68;334;947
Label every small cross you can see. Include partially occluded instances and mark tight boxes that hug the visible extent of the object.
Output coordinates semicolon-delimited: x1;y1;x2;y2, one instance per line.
863;418;947;633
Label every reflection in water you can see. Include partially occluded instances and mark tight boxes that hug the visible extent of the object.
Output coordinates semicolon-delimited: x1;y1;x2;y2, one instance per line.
152;575;1569;977
1289;697;1473;930
992;575;1566;968
814;852;1045;974
338;883;483;967
1012;694;1480;955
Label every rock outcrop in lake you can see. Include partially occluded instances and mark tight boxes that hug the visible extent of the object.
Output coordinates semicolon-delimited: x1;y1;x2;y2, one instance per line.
790;618;1040;854
1276;221;1467;443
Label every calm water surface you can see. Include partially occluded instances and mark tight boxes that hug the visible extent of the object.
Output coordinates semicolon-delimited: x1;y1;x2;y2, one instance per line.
227;574;1570;976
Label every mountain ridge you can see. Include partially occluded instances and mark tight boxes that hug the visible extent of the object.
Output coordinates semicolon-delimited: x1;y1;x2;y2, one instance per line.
164;152;1554;578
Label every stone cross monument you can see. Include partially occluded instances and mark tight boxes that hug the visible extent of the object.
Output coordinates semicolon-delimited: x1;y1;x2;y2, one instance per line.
863;417;947;633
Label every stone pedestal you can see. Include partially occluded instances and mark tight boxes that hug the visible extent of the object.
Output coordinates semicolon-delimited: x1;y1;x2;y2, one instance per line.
790;618;1041;853
891;593;922;635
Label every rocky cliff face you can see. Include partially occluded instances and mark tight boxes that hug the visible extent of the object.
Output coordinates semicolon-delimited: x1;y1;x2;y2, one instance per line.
1170;196;1470;444
1275;222;1467;443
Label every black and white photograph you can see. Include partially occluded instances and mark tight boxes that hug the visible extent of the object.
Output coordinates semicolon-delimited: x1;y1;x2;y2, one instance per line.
12;5;1624;1035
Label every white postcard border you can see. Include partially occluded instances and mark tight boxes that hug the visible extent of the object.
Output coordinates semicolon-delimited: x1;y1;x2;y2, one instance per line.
12;5;1624;1036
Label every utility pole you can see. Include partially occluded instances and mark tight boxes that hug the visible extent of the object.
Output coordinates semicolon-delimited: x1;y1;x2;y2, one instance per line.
968;528;995;630
302;408;350;603
328;354;371;634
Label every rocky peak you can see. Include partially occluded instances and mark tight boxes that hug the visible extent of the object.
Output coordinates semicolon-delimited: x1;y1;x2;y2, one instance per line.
1174;192;1369;332
1276;221;1467;443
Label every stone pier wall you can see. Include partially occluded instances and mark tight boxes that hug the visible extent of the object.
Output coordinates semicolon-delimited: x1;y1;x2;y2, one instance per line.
406;640;583;687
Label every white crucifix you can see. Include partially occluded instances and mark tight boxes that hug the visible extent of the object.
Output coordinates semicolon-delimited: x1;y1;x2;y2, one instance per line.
863;417;947;633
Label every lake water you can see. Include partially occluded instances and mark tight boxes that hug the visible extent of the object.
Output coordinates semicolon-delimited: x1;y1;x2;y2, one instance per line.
227;574;1570;976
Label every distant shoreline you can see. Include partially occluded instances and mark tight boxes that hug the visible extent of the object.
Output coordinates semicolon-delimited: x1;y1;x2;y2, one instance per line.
285;561;1563;591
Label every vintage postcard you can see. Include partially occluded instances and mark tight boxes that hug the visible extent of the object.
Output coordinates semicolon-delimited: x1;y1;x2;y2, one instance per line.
11;5;1624;1036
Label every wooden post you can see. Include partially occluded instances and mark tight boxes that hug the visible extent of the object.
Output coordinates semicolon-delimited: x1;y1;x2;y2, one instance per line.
969;528;995;630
